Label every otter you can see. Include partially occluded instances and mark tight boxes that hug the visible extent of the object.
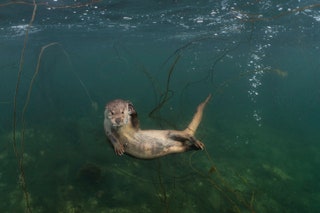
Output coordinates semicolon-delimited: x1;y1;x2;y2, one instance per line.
104;94;211;159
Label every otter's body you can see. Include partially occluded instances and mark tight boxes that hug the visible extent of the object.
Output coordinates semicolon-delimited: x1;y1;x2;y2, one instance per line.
118;128;196;159
104;95;211;159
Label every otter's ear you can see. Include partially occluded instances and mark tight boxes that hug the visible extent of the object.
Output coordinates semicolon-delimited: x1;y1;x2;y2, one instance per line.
128;102;136;115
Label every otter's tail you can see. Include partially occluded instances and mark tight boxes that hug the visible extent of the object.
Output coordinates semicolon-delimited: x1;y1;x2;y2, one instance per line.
184;94;211;136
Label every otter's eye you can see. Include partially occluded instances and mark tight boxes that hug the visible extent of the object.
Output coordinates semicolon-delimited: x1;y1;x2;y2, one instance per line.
122;111;124;114
109;111;114;115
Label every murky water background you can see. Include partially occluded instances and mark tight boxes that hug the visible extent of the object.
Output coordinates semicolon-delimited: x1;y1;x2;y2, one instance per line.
1;0;320;212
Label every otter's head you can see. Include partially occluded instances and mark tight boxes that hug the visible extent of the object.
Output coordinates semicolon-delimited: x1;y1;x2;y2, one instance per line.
105;99;135;127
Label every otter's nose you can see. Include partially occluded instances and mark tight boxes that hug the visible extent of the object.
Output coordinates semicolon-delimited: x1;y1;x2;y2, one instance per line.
115;118;121;124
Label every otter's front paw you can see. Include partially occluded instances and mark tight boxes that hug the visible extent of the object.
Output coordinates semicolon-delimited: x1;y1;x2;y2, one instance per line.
114;143;125;155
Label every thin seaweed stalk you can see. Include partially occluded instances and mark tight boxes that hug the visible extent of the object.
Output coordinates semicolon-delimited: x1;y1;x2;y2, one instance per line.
149;54;181;117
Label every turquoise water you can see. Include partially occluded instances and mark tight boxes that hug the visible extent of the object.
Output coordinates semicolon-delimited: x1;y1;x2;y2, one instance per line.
1;0;320;212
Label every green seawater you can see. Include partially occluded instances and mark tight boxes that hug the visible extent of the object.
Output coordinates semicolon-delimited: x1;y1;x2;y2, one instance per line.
1;0;320;212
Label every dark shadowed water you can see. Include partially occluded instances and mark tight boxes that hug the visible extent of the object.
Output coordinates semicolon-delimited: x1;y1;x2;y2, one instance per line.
1;0;320;212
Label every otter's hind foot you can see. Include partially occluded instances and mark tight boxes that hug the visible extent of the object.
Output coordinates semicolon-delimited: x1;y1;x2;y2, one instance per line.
189;136;205;150
168;132;205;150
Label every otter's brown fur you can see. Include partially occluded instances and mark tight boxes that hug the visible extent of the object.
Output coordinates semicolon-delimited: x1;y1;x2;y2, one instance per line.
104;95;211;159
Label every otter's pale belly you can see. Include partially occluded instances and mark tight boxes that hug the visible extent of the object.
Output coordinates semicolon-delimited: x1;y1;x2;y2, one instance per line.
120;130;189;159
